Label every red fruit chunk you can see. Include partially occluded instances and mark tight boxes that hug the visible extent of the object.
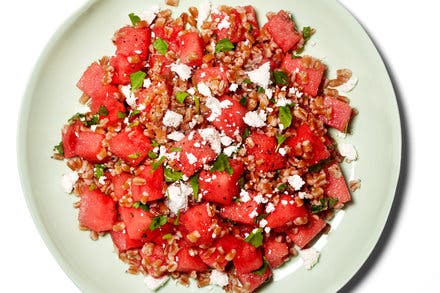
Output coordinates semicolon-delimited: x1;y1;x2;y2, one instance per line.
211;96;247;137
118;206;153;240
180;203;216;246
193;66;229;96
233;240;263;273
108;127;152;166
321;96;353;132
78;186;116;232
152;23;183;53
74;130;106;163
141;243;167;277
110;54;145;85
199;160;244;205
175;247;209;273
282;55;325;97
111;172;131;200
246;132;286;172
265;10;302;52
220;196;262;225
324;163;351;203
89;86;126;126
263;238;289;268
265;195;308;229
200;234;240;270
76;62;107;99
285;124;330;165
242;5;260;38
212;8;246;43
110;230;144;252
287;214;326;249
114;26;151;61
131;164;165;203
148;54;172;78
236;264;272;293
178;32;204;67
173;131;217;177
61;123;78;158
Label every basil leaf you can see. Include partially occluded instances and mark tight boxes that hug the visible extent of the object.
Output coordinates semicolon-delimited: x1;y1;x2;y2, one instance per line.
176;91;189;103
169;147;182;152
148;150;158;159
130;109;141;117
133;201;150;211
242;128;251;139
130;71;146;91
257;86;265;94
164;167;183;183
189;173;200;200
84;114;100;127
302;26;313;42
152;156;166;170
162;233;172;240
68;112;86;123
243;78;252;84
94;164;106;179
211;153;233;175
253;258;269;275
173;211;180;226
128;152;141;159
193;96;200;113
128;13;141;26
149;215;168;231
273;70;289;85
308;158;332;173
276;134;287;148
279;106;292;129
53;142;64;156
245;228;264;248
151;140;160;147
98;105;109;116
277;183;288;192
239;96;247;106
215;38;235;53
311;197;338;213
255;213;268;223
117;111;126;119
153;38;168;55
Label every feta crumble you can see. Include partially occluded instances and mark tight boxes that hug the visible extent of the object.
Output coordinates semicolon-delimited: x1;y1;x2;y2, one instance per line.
198;0;211;28
217;16;231;30
163;110;183;128
229;83;238;92
265;202;275;213
61;171;79;193
288;174;305;191
210;270;229;287
338;143;358;161
246;62;271;89
143;78;152;88
121;85;136;107
224;145;238;157
240;189;251;202
243;110;266;127
259;219;268;228
276;97;293;107
337;75;358;93
186;153;198;164
199;127;222;154
167;131;185;141
197;82;213;98
144;275;169;291
165;182;193;215
139;5;160;25
299;247;320;270
170;63;192;81
205;96;232;122
278;147;287;156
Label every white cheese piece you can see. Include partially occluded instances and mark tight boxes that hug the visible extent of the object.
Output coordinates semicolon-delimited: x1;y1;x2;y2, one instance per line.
220;135;232;146
61;171;79;193
217;16;230;29
337;75;358;93
287;174;305;191
144;275;169;291
229;83;238;92
265;202;275;213
338;143;358;161
187;87;196;95
205;95;232;122
197;82;213;98
98;175;107;185
246;62;271;88
198;0;211;28
170;63;192;81
259;219;268;228
264;227;271;233
243;110;266;127
240;189;251;202
210;270;229;287
165;182;193;215
121;85;137;108
143;78;152;88
186;153;198;164
198;127;222;154
300;248;320;270
224;145;238;157
298;192;307;199
249;209;258;219
278;147;287;156
139;5;160;25
163;110;183;128
276;97;293;107
167;131;185;141
253;193;264;204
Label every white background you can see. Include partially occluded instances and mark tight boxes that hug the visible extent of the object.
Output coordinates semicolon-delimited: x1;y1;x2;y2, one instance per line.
0;0;438;292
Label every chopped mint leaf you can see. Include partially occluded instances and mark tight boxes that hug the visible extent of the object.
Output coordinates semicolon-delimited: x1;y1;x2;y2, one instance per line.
130;109;141;117
162;233;172;240
152;156;166;170
53;141;64;156
148;150;158;159
133;201;150;211
94;164;106;179
279;106;292;129
215;38;235;53
245;228;264;248
239;96;247;106
211;153;233;175
176;91;189;103
169;147;182;152
98;105;109;116
277;183;288;192
189;173;200;201
273;70;289;85
153;38;169;55
117;111;126;119
149;215;168;231
130;71;146;91
164;167;183;183
127;152;141;159
128;13;141;26
253;258;269;275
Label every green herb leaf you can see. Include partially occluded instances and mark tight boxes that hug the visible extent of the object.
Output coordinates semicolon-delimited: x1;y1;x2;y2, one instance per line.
151;140;160;147
152;156;166;170
239;96;247;106
215;38;235;53
292;53;302;59
245;228;264;248
273;70;289;85
164;167;184;183
88;184;96;191
128;13;141;26
98;105;109;116
211;153;233;175
255;213;268;222
189;173;200;201
308;158;332;173
130;109;141;117
248;24;253;34
170;147;182;152
153;38;169;55
130;71;146;91
328;197;339;209
53;141;64;156
173;211;181;226
237;176;245;189
243;78;251;84
242;128;251;139
277;183;288;192
279;106;292;129
276;134;287;149
176;91;189;103
162;233;172;240
128;120;139;128
149;215;168;231
257;86;265;94
117;111;126;119
94;164;106;179
193;96;200;113
311;197;338;214
148;150;159;159
302;26;313;42
133;201;150;211
128;152;141;159
84;114;100;127
68;112;86;123
253;258;269;275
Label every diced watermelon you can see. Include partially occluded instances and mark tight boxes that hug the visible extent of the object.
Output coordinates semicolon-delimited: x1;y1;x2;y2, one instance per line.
74;130;106;163
78;186;116;232
89;87;126;126
321;96;353;132
179;203;216;246
148;54;172;78
152;23;183;53
236;264;272;293
110;54;145;85
143;223;174;245
263;238;289;268
114;26;151;61
131;164;165;203
141;243;167;277
175;247;209;272
61;122;79;158
241;5;260;38
76;62;107;99
134;81;171;115
211;96;247;137
200;234;240;270
212;7;246;43
281;55;325;97
193;66;229;96
246;132;286;172
285;123;330;165
111;172;131;200
264;10;302;52
178;32;204;67
233;240;263;273
108;126;152;166
110;229;144;252
287;214;326;249
324;162;351;203
220;196;262;225
265;195;308;229
172;131;217;177
118;206;153;240
199;159;244;205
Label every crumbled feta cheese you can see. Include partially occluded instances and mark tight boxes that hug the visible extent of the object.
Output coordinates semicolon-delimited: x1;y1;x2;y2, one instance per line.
243;110;266;127
300;248;320;270
98;175;107;185
198;127;222;154
163;110;183;128
186;153;197;164
298;192;307;199
165;182;193;215
229;83;238;92
278;147;287;156
265;202;275;213
224;145;238;157
276;97;293;107
220;135;232;146
144;275;169;291
121;85;137;107
170;63;192;81
253;193;264;204
198;0;211;28
61;171;79;193
337;75;358;93
167;131;185;141
210;270;229;287
338;143;358;161
246;62;271;88
288;174;305;191
90;124;97;132
187;87;196;95
197;82;213;98
259;219;268;228
217;16;230;30
139;5;160;25
143;78;152;88
249;209;258;219
264;227;271;233
240;189;251;202
205;96;232;122
265;88;273;99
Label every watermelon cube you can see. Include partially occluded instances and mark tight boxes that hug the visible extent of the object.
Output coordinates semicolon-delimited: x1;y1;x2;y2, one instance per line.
287;214;326;249
246;132;286;172
178;32;204;67
61;122;79;158
114;26;151;61
321;96;353;132
324;162;351;203
76;62;108;99
152;23;183;53
220;196;262;225
111;172;131;200
89;87;126;126
74;129;106;163
118;206;153;240
236;264;272;292
263;238;289;268
281;55;326;97
210;96;247;137
141;243;167;277
110;54;145;85
264;10;302;52
241;5;260;38
175;247;209;273
212;7;246;43
108;126;152;166
78;186;116;232
149;54;172;78
193;66;229;96
110;229;144;252
179;203;216;246
265;195;308;229
233;240;263;273
200;234;240;270
131;164;165;203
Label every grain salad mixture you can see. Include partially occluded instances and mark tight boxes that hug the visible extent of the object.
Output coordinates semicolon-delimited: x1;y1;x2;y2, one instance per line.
53;2;360;292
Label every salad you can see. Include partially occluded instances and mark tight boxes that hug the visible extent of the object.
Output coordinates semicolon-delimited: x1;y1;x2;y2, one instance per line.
53;2;359;292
